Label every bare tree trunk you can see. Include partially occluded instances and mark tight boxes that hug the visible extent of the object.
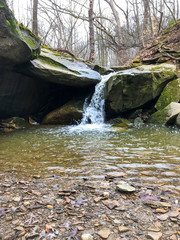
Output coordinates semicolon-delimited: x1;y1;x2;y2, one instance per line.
177;0;179;19
104;0;122;64
163;0;177;23
32;0;38;36
88;0;95;62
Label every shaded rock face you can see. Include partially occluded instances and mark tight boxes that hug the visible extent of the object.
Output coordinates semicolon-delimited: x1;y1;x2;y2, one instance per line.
0;0;40;65
0;2;100;122
105;64;177;117
17;46;101;87
42;98;84;125
0;69;78;121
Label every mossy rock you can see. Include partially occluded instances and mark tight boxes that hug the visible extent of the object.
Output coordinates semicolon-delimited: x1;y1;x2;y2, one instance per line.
0;117;30;129
148;102;180;125
18;46;101;87
0;0;40;65
155;78;180;110
105;63;178;117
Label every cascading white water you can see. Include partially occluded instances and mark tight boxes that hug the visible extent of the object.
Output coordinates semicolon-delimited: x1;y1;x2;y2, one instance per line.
81;73;114;125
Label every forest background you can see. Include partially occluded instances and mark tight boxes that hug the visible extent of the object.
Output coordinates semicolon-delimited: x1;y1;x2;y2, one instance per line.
7;0;180;66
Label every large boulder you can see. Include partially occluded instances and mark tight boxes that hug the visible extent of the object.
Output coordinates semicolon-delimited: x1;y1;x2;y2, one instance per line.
17;46;101;87
42;98;84;124
148;102;180;125
0;0;40;66
105;63;178;116
155;78;180;110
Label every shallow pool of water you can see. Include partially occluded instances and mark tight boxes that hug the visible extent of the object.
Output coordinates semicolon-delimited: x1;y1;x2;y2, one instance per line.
0;124;180;194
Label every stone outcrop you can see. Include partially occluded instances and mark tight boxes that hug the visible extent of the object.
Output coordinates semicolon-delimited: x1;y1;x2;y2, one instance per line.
0;68;77;120
18;46;101;87
155;78;180;110
148;102;180;126
105;63;178;116
0;0;40;65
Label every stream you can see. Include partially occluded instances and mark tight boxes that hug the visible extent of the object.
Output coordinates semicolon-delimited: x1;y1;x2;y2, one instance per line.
0;124;180;196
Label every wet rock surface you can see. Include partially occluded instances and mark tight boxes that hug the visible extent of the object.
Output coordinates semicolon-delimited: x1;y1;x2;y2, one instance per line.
0;174;179;240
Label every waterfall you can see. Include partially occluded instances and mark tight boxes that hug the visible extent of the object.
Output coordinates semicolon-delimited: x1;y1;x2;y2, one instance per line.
81;73;114;125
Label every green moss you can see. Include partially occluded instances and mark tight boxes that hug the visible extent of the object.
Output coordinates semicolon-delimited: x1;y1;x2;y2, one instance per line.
132;62;142;67
133;58;141;63
155;79;180;110
148;108;168;125
151;66;163;71
0;4;4;7
168;19;176;28
41;46;74;61
18;23;40;41
42;45;53;51
6;18;19;36
23;36;36;48
39;56;59;67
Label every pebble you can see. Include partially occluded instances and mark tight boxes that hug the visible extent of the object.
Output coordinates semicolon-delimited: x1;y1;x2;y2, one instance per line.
81;233;93;240
143;200;171;208
94;197;102;203
147;231;162;240
116;184;135;192
97;229;111;239
78;226;84;231
106;172;126;179
168;211;179;217
155;208;167;213
157;214;169;221
13;196;21;202
169;234;177;240
118;226;129;233
103;192;110;198
147;228;161;232
102;200;120;209
15;226;25;231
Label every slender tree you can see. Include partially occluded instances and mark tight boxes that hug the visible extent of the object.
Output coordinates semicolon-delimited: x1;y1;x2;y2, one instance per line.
88;0;95;62
32;0;38;36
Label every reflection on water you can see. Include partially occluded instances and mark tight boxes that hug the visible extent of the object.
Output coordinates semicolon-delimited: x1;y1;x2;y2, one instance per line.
0;124;180;195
